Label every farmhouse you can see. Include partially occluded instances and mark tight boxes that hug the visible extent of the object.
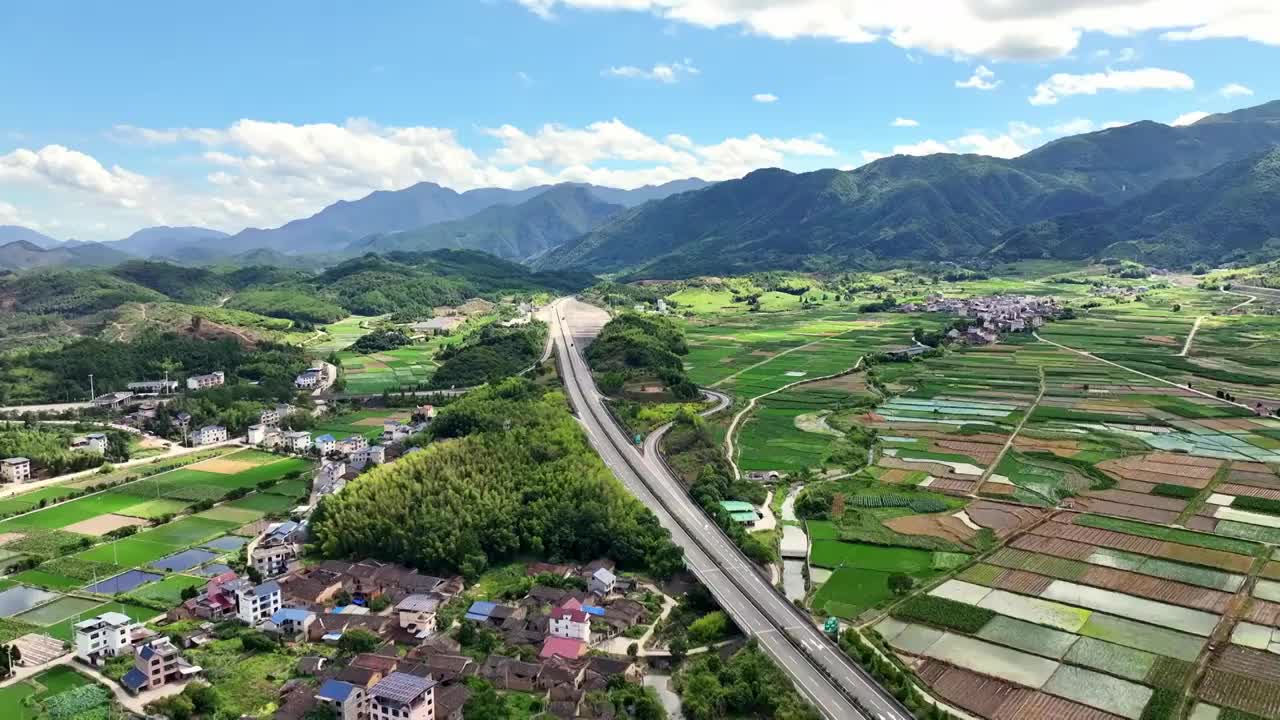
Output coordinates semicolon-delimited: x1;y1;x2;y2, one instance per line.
283;430;312;453
588;567;615;597
247;424;268;445
128;379;179;394
336;435;368;456
231;579;283;626
369;672;437;720
93;391;135;409
316;678;367;720
396;594;442;637
74;611;137;665
350;444;386;469
70;432;109;455
173;571;241;621
121;637;201;695
1;457;31;483
250;520;304;578
315;434;338;456
295;368;324;389
264;607;317;641
186;371;225;391
192;425;228;446
548;606;591;643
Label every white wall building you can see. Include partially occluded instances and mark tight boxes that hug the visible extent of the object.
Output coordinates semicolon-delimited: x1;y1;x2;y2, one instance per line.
1;457;31;483
71;432;109;455
369;673;437;720
314;434;337;456
548;607;591;643
336;435;368;456
283;431;311;453
247;424;268;445
192;425;228;446
233;580;283;626
186;371;225;391
74;611;136;664
396;595;440;637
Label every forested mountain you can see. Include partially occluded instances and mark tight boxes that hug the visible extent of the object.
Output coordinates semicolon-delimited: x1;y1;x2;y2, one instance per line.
994;147;1280;264
349;185;624;261
0;225;60;248
214;179;708;255
0;239;133;271
538;99;1280;276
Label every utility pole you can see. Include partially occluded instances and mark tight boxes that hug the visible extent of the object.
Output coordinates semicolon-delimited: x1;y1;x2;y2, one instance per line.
89;373;95;403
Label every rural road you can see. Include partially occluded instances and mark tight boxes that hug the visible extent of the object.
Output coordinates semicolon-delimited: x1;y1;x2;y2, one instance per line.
549;297;909;720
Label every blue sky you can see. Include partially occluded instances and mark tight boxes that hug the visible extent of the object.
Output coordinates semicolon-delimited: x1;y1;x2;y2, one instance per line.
1;0;1275;240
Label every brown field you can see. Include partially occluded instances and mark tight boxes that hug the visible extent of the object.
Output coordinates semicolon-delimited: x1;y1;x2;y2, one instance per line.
877;469;914;484
995;693;1125;720
917;661;1124;720
1244;600;1280;626
804;374;871;393
1184;516;1219;533
1011;534;1096;561
0;532;25;545
965;501;1047;537
63;513;150;536
1039;518;1254;572
1070;497;1180;524
884;513;976;547
1145;452;1223;468
879;457;975;482
1198;418;1263;431
1262;562;1280;581
189;458;257;475
1112;480;1157;493
923;478;979;495
992;568;1053;595
1219;483;1280;501
1087;489;1187;512
1199;647;1280;718
1097;454;1221;488
934;440;1001;464
979;483;1016;496
1228;469;1280;491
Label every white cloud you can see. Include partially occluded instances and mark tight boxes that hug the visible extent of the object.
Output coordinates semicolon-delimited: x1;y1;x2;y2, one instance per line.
0;201;31;227
54;116;837;236
869;118;1092;161
956;65;1000;91
1171;111;1210;126
891;117;920;128
516;71;534;87
603;59;699;83
752;93;779;103
0;145;149;207
1094;47;1137;63
860;151;887;164
518;1;1280;61
1102;120;1131;129
1029;67;1194;105
1219;82;1254;98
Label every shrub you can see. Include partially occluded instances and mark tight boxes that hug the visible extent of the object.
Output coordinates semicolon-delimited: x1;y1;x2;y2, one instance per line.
1151;484;1198;499
1232;495;1280;516
890;595;995;633
1139;688;1181;720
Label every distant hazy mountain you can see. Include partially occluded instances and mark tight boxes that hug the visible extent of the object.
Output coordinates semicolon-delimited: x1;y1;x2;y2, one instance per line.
349;185;624;261
109;226;230;257
0;225;60;249
538;99;1280;276
994;147;1280;264
0;239;133;271
216;179;709;255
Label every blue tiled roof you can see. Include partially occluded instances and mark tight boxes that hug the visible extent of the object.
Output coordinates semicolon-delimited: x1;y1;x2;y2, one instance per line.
467;600;496;618
122;668;148;692
316;434;336;443
271;608;314;624
317;679;358;703
582;605;606;616
254;580;281;596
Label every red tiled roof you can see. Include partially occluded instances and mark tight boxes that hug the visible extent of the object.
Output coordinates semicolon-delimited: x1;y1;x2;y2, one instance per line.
559;597;583;611
551;607;588;624
539;637;586;660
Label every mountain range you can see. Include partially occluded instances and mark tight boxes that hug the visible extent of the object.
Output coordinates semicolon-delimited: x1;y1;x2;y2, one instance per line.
538;99;1280;276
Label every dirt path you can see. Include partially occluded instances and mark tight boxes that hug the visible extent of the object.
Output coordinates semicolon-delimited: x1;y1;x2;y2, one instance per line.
1033;331;1255;412
1178;315;1202;357
973;367;1046;497
724;358;864;480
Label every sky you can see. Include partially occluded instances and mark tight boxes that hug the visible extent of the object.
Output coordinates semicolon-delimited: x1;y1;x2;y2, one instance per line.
1;0;1277;241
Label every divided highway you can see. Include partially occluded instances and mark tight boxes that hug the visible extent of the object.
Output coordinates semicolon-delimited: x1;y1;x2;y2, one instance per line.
549;298;911;720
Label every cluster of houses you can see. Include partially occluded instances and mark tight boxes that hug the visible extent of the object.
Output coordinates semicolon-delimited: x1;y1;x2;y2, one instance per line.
73;612;203;695
894;294;1063;345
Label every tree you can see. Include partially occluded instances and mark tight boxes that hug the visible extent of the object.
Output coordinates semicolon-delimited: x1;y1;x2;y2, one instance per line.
461;677;507;720
887;573;914;596
180;584;200;601
338;628;380;655
627;642;639;658
668;634;688;663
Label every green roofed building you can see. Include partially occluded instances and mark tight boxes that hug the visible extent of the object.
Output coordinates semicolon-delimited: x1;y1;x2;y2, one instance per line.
719;500;761;527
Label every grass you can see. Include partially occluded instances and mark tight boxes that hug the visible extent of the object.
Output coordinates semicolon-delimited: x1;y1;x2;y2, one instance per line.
812;568;900;619
890;594;995;633
808;541;937;572
186;636;306;718
125;574;205;605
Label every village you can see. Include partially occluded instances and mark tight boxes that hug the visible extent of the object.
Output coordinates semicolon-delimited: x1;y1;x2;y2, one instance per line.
892;293;1064;345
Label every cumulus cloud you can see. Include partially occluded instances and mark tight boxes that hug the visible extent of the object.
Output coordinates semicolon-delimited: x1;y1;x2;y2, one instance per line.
518;1;1280;61
752;93;779;103
0;145;149;207
1094;47;1138;63
956;66;1000;90
603;59;699;83
1049;118;1096;135
1219;82;1253;98
865;119;1094;161
1029;67;1194;105
891;117;920;127
61;116;837;235
1171;111;1210;126
0;201;31;227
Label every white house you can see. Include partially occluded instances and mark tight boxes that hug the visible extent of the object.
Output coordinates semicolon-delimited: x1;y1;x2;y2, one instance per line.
548;606;591;643
589;567;616;597
396;595;440;637
192;425;228;446
336;435;368;456
232;579;282;626
259;408;281;426
350;445;385;469
283;431;311;453
247;424;268;445
1;457;31;483
186;371;225;391
71;432;109;455
314;434;337;456
317;679;366;720
295;368;324;389
74;611;137;665
250;521;302;578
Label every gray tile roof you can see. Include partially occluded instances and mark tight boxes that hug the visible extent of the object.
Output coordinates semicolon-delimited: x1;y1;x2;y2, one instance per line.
370;672;436;704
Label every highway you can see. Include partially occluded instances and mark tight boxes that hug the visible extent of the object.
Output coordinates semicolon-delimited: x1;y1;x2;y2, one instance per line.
549;298;911;720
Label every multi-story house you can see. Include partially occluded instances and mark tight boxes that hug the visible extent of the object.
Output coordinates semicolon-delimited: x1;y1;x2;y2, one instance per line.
250;521;302;578
548;606;591;643
295;368;324;389
350;445;385;470
74;611;136;665
233;579;283;626
396;594;441;637
2;457;32;483
192;425;228;446
317;679;366;720
336;435;368;456
121;637;200;694
127;379;179;394
283;430;312;453
369;672;437;720
186;371;225;391
315;434;337;456
71;432;109;455
247;424;268;445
